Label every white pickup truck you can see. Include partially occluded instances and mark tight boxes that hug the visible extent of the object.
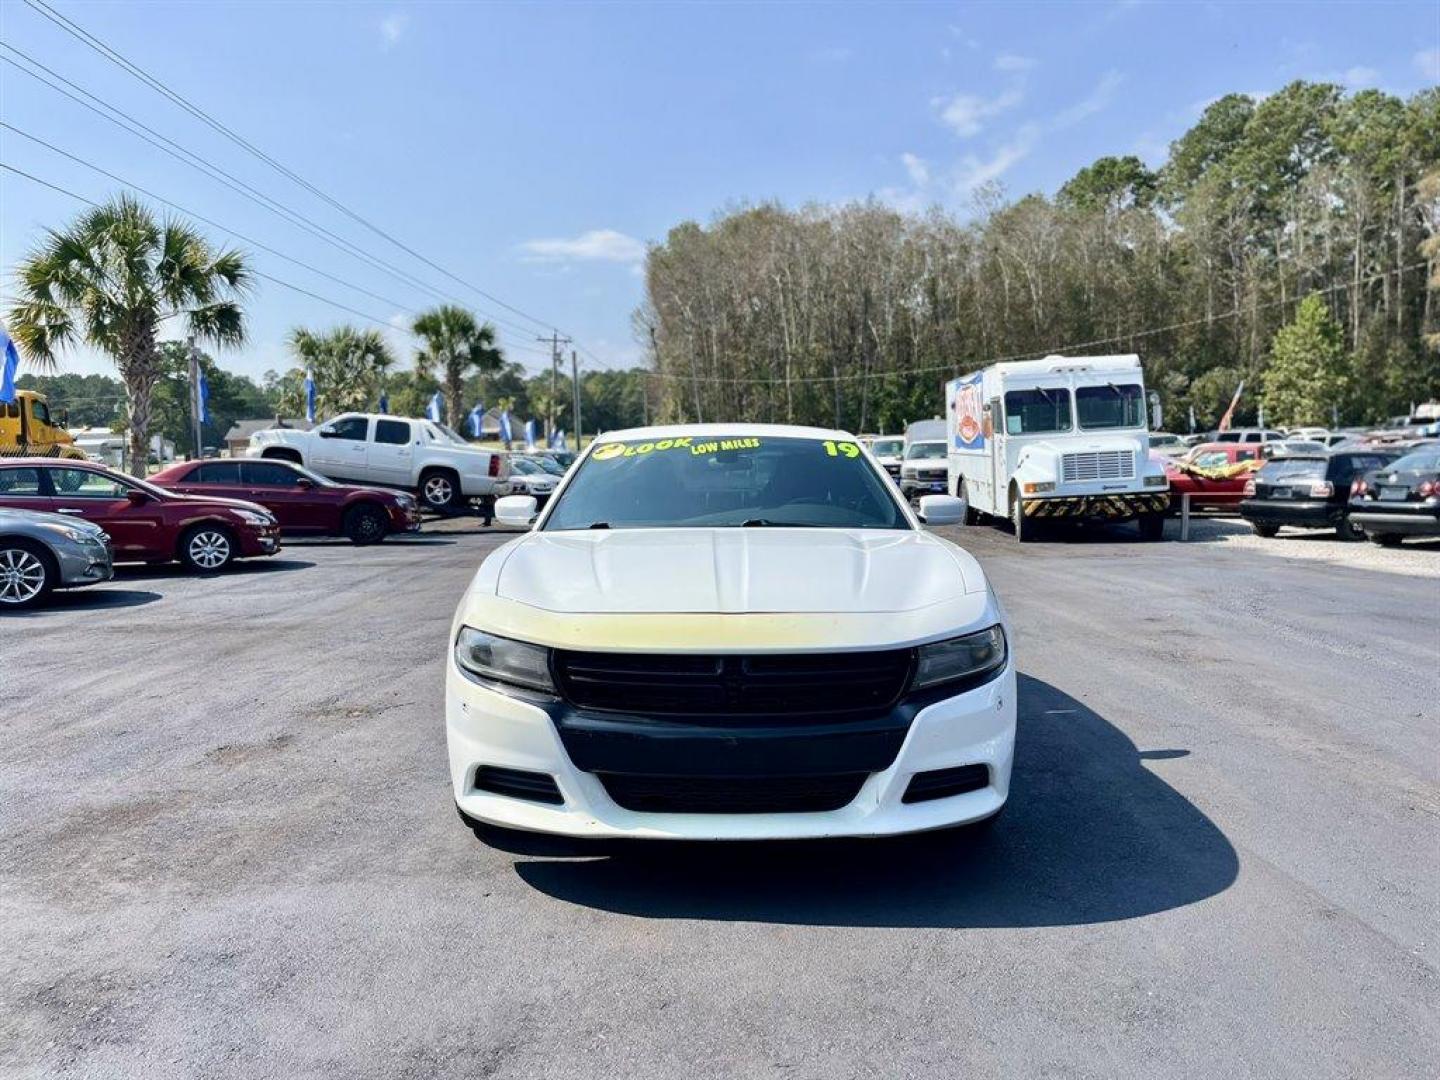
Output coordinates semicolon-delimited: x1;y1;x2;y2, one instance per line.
247;413;510;512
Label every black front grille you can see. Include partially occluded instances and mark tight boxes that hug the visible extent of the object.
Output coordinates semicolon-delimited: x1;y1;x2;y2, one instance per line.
552;649;914;718
902;764;990;804
472;765;563;805
598;772;867;814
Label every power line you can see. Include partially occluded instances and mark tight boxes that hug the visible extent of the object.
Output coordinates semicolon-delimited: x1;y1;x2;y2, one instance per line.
0;45;544;341
23;0;567;337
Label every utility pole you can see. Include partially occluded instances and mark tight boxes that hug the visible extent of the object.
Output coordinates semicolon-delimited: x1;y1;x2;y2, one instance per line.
570;349;581;447
536;331;571;443
187;336;202;461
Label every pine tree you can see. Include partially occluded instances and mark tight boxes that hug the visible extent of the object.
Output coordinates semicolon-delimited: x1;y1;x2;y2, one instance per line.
1262;294;1350;427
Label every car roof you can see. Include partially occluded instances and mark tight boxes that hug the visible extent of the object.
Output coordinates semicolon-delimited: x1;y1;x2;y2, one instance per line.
0;457;106;469
591;422;856;443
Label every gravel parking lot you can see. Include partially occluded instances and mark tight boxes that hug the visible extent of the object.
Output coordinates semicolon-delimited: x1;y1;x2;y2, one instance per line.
3;522;1437;1079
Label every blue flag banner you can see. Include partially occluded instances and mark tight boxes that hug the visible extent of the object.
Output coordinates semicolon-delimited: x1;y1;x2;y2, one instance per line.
304;375;317;423
0;323;19;405
499;409;512;444
523;419;537;451
378;392;389;414
426;392;443;423
468;403;485;438
197;369;210;425
550;428;565;449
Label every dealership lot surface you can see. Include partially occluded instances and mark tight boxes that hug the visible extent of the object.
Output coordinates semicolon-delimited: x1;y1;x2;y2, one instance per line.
3;524;1437;1080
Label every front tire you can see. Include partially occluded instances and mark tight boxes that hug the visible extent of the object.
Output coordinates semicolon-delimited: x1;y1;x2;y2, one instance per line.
1250;523;1279;538
0;540;55;610
1010;491;1030;542
1369;533;1402;547
1336;515;1364;542
419;469;463;513
179;524;235;573
343;503;389;545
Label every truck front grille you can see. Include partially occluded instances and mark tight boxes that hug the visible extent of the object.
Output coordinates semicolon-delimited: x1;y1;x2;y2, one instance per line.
1061;450;1135;483
552;649;914;719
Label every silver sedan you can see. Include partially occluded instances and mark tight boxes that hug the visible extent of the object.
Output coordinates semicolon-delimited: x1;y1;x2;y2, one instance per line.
0;508;114;610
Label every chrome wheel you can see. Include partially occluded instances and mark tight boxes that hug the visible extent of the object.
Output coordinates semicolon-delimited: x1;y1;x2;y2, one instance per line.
423;475;454;506
188;530;231;570
0;547;48;605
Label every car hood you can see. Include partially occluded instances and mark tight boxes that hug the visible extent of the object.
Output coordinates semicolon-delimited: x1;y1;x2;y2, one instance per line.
0;507;107;535
493;527;985;614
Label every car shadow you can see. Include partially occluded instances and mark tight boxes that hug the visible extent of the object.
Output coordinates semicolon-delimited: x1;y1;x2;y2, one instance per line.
506;674;1238;928
9;587;162;615
282;537;457;548
113;558;315;581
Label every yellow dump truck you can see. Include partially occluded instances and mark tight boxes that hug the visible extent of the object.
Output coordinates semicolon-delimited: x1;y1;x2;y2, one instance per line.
0;390;87;460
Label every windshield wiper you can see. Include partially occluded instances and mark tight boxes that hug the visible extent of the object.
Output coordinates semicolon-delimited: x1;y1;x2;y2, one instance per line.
740;518;819;528
586;521;610;529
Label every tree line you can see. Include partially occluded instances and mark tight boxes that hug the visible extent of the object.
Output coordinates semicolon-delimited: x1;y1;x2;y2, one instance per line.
639;82;1440;433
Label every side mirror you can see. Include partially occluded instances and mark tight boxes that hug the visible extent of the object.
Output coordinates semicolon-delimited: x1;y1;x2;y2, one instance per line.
918;493;966;526
495;494;538;528
125;488;151;505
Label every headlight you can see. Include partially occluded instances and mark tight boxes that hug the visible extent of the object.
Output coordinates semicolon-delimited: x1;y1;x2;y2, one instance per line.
911;625;1007;692
454;628;556;698
45;525;90;543
236;510;273;526
1022;481;1055;494
1144;475;1168;487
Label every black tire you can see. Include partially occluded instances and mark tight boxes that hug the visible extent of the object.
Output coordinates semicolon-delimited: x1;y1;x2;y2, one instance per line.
343;502;389;545
1137;512;1165;541
1335;515;1364;542
178;523;236;573
957;481;982;525
419;468;463;512
1369;533;1402;547
1250;523;1279;538
1010;490;1030;542
0;538;56;610
262;448;302;465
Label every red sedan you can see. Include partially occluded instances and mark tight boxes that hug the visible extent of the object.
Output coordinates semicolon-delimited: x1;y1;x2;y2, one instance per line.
150;458;421;543
1161;443;1264;513
0;459;280;571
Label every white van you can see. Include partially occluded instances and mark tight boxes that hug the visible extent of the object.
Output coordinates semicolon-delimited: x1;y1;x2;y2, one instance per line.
945;355;1170;541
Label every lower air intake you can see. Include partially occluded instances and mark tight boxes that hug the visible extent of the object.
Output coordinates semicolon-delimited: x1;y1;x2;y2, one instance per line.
473;765;564;805
598;772;867;814
902;764;990;804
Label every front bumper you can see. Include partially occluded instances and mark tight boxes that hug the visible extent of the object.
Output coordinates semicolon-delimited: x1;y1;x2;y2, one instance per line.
237;525;282;557
1023;491;1168;520
55;538;114;587
1238;499;1340;528
446;657;1017;839
900;475;948;498
388;503;424;532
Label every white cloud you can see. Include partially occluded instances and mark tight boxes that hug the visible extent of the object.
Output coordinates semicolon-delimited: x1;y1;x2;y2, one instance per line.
519;229;646;265
993;52;1037;73
935;86;1024;138
1341;65;1379;88
900;152;930;186
379;12;408;50
1053;70;1125;128
953;124;1039;194
1415;48;1440;81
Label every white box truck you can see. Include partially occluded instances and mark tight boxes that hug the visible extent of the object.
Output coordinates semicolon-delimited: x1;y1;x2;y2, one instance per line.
945;354;1170;541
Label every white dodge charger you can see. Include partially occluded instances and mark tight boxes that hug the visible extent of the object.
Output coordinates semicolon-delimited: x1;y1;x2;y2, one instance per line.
446;424;1016;840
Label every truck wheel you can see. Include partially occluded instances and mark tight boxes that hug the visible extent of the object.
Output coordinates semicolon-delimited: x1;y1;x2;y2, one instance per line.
1250;523;1279;539
1369;533;1402;547
262;448;302;465
0;539;55;610
1138;512;1165;541
420;469;463;512
179;524;235;572
956;481;982;525
1010;492;1030;542
343;503;389;545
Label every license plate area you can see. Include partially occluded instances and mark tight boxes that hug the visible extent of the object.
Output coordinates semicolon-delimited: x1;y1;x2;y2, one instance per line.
1378;487;1408;501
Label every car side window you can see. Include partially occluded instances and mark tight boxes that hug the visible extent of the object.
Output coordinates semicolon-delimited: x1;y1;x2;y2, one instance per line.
241;462;301;487
193;462;242;483
47;468;130;498
374;419;411;445
1236;448;1258;461
0;467;43;494
324;416;370;441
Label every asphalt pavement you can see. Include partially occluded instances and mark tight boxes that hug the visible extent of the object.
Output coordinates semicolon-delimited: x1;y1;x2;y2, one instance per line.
2;520;1436;1079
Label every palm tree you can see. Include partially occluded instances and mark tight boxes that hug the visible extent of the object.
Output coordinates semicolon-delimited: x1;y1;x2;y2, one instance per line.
288;326;395;416
412;306;504;428
7;194;249;474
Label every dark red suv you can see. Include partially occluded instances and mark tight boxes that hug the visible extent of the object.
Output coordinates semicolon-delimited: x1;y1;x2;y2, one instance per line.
0;459;281;572
150;458;421;543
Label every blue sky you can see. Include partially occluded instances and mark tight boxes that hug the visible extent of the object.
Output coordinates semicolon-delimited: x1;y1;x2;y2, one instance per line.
2;1;1436;383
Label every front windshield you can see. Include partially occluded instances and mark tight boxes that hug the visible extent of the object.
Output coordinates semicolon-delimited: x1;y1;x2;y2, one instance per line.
543;434;909;531
1076;384;1144;430
904;441;946;460
872;438;903;457
510;458;542;475
296;464;340;487
1004;388;1071;434
532;457;566;475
